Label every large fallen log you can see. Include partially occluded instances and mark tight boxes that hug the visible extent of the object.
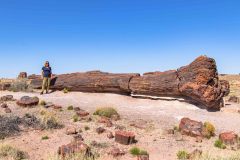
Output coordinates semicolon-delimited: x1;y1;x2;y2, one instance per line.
30;56;229;110
30;71;140;94
130;56;230;109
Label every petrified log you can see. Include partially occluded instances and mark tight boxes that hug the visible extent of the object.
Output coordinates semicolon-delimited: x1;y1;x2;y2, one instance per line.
31;71;139;94
30;56;229;109
130;56;230;109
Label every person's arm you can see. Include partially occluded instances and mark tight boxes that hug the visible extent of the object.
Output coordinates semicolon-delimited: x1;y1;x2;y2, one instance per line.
41;67;44;79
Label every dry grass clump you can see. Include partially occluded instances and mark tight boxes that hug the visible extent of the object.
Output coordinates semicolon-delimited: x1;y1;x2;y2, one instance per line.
8;80;33;92
0;144;27;160
63;88;69;94
93;107;119;118
203;122;215;139
39;100;47;106
177;150;189;160
0;115;21;139
40;110;63;129
48;150;99;160
214;139;226;149
129;147;149;156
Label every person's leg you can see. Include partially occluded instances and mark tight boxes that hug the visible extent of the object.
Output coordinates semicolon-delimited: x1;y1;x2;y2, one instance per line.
46;77;51;93
41;77;47;94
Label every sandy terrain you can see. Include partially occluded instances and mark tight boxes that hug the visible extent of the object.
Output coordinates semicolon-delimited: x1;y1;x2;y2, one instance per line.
1;89;240;160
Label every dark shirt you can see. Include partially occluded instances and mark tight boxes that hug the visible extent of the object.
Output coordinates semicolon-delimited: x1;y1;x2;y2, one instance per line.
42;67;52;78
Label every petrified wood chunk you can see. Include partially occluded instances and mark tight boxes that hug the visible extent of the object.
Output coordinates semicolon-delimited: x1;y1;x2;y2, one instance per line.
16;96;39;107
30;56;229;109
179;117;203;137
58;141;90;158
18;72;27;79
115;130;135;145
219;131;238;145
130;56;230;109
31;71;140;94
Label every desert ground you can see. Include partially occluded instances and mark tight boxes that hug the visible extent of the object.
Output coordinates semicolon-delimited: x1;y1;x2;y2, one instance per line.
0;75;240;160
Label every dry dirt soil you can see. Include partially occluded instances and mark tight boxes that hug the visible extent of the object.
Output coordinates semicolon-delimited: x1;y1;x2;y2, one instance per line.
0;75;240;160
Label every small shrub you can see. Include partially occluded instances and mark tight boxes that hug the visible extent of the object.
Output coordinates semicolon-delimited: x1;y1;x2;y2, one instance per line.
0;116;21;139
203;122;215;138
173;125;179;132
8;80;33;92
72;115;79;122
67;105;73;110
63;88;69;94
40;111;63;129
39;100;46;106
129;147;148;157
139;150;149;156
177;150;189;160
42;136;49;140
84;126;90;131
214;139;226;149
0;144;27;160
93;107;119;118
129;147;140;156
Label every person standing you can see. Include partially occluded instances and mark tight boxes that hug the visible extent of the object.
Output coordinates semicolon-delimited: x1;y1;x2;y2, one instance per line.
41;61;52;95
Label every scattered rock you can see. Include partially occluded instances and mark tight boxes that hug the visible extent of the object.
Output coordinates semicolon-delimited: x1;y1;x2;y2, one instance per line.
129;119;148;129
58;141;90;158
18;72;27;79
73;134;84;141
115;125;126;130
115;130;135;145
0;83;11;91
4;108;12;113
219;131;238;145
44;102;54;108
107;131;114;139
179;118;203;137
73;107;81;111
228;96;240;103
53;105;62;110
90;140;98;147
66;127;77;135
166;129;175;135
111;114;120;121
138;154;149;160
108;147;125;157
76;110;89;117
195;136;203;143
17;96;39;107
0;103;8;108
96;127;105;134
0;95;14;101
98;117;113;127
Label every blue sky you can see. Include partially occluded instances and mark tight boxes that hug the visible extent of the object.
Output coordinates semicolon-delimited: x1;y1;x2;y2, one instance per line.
0;0;240;78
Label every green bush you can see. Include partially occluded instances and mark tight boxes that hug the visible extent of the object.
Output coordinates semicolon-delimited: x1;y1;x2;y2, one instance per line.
129;147;148;156
67;105;73;110
93;107;119;118
72;114;79;122
203;122;215;138
0;144;27;160
129;147;140;156
42;136;49;140
63;88;69;94
84;126;90;131
39;100;46;106
214;139;226;149
177;150;189;160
